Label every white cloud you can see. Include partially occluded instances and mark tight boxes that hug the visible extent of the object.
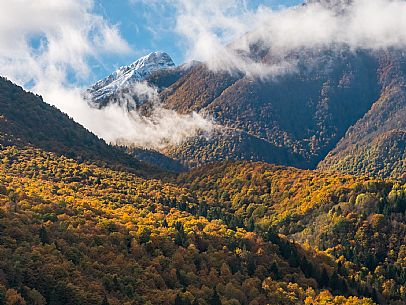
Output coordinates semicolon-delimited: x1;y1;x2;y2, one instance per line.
171;0;406;77
3;0;405;150
114;107;215;149
0;0;131;85
0;0;214;150
86;82;215;149
45;83;214;149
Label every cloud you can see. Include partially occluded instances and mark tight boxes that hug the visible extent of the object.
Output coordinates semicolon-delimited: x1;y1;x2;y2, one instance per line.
86;82;215;149
170;0;406;77
0;0;214;150
0;0;131;86
47;83;214;149
3;0;405;150
113;107;215;149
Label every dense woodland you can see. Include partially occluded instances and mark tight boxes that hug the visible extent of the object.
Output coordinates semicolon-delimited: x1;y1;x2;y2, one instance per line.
0;146;381;305
140;49;405;179
177;162;406;304
0;77;405;305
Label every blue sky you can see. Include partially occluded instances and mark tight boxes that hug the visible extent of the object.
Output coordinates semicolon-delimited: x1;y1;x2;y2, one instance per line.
1;0;403;145
91;0;303;82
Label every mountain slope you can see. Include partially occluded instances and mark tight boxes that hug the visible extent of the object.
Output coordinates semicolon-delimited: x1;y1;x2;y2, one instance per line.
0;77;147;173
159;49;382;169
90;47;405;179
0;145;378;305
318;52;406;180
87;6;405;179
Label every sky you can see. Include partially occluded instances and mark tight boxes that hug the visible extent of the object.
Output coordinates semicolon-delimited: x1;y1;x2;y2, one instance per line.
1;0;406;149
0;0;305;149
90;0;303;83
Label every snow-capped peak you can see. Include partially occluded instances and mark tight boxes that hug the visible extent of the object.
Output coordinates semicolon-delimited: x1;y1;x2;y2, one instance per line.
127;51;175;75
88;51;175;103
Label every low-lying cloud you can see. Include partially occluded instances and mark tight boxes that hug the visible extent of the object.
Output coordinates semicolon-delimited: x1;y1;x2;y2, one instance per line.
172;0;406;77
0;0;214;149
113;107;215;149
86;81;215;149
45;83;214;149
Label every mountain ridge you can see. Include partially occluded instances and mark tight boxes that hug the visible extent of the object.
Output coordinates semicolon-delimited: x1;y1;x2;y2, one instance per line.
88;47;405;180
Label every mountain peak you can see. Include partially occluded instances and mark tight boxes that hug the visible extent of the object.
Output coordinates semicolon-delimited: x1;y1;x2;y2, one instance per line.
128;51;175;72
88;51;175;103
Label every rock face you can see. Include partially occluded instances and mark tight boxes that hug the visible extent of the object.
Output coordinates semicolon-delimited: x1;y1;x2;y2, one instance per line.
87;52;176;107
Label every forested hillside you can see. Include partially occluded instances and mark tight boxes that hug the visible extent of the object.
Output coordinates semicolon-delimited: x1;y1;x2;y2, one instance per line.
0;72;403;305
0;146;378;305
0;77;146;173
157;48;405;179
177;162;406;304
159;49;382;170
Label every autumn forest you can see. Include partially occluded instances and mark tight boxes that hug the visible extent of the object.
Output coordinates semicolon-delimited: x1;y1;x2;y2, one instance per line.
0;77;405;305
